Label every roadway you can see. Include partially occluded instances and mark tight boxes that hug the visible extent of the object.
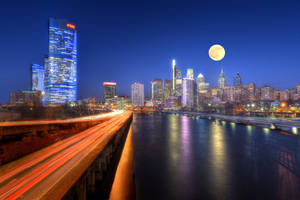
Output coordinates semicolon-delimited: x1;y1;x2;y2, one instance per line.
0;110;132;200
0;110;124;127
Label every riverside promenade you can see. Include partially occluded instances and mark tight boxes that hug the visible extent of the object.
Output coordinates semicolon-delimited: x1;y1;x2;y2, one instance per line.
165;111;300;135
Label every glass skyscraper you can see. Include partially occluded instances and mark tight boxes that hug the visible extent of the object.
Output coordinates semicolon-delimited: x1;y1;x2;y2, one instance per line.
31;64;45;93
103;82;117;100
44;18;77;104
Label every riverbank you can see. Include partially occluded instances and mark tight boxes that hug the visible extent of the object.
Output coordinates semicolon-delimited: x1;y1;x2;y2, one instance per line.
162;110;300;135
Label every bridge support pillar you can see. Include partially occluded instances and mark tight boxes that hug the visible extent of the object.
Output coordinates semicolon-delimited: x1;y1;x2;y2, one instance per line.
76;176;87;200
87;167;96;193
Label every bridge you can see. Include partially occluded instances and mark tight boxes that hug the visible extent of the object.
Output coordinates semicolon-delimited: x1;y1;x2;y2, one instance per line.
0;111;133;200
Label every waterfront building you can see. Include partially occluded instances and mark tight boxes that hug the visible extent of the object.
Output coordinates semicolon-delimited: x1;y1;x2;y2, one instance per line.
261;86;274;101
187;68;194;79
224;86;235;102
196;73;210;105
175;68;182;97
218;69;226;89
234;72;242;87
182;78;194;108
151;79;163;101
245;83;256;102
44;18;77;104
131;83;144;107
31;64;45;93
163;80;172;103
172;59;176;92
103;82;117;100
10;90;42;106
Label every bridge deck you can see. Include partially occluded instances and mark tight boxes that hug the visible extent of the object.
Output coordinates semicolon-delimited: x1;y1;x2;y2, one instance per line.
0;111;132;200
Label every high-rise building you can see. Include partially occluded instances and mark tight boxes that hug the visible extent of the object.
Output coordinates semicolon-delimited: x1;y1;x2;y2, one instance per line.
151;79;163;101
44;18;77;104
131;83;144;107
10;90;42;106
163;80;172;102
261;86;274;101
234;72;242;87
175;68;182;97
218;69;226;89
172;59;176;92
245;83;256;102
182;78;194;108
187;68;194;79
103;82;117;100
196;73;210;105
31;64;45;93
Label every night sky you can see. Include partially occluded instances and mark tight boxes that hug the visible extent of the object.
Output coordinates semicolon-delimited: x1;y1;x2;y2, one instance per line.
0;0;300;102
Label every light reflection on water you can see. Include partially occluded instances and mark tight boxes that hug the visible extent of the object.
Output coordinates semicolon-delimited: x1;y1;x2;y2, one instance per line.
133;113;300;200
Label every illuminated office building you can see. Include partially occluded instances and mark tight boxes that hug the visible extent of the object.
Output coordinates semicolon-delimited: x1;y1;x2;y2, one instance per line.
44;18;77;104
131;83;144;107
103;82;117;100
187;68;194;79
31;64;45;93
182;78;194;108
172;59;176;92
163;80;172;102
151;79;163;101
175;68;182;97
234;72;242;87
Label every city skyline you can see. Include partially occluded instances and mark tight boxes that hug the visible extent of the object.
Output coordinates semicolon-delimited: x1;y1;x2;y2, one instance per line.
1;0;300;102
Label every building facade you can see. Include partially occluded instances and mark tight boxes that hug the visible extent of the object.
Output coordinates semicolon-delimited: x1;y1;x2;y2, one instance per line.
10;90;42;106
234;72;242;87
131;83;144;107
103;82;117;100
182;78;194;108
31;64;45;93
218;69;226;89
44;18;77;104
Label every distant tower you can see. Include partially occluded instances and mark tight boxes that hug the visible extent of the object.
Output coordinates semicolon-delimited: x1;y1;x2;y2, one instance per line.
234;72;242;87
31;64;45;93
187;68;194;79
218;69;226;89
182;77;194;108
103;82;116;100
172;59;176;92
131;83;144;107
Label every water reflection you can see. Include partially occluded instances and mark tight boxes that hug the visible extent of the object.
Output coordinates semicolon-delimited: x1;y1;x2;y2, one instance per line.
168;114;180;166
209;121;232;199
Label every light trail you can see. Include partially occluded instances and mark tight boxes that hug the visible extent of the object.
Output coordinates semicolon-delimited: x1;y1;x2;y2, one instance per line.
0;111;132;200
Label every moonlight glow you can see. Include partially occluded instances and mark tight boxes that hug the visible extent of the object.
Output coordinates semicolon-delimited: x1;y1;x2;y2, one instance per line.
209;44;225;61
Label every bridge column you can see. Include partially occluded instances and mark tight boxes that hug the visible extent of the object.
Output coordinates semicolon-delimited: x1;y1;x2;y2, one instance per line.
87;167;96;193
76;176;87;200
95;158;103;181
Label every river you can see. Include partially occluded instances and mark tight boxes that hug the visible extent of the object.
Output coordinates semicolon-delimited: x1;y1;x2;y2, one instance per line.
132;112;300;200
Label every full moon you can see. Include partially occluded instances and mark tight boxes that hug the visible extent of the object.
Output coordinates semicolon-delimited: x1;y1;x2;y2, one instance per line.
208;44;225;61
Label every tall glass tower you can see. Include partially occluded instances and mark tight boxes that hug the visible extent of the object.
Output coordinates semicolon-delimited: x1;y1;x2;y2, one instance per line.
44;18;77;104
234;72;242;87
218;69;226;89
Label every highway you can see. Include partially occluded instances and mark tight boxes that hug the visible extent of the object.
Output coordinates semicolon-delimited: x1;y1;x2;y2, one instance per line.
0;110;132;200
0;110;124;127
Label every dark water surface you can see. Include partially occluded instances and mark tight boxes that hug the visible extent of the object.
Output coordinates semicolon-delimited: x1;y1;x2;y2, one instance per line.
132;112;300;200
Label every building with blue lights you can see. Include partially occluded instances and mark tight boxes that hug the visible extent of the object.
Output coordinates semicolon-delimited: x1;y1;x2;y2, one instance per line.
31;64;45;93
44;18;77;104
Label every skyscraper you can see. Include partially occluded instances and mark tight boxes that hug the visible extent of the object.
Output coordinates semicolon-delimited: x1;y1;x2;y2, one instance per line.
182;78;194;108
44;18;77;104
172;59;176;92
175;68;182;97
218;69;226;89
234;72;242;87
103;82;117;100
187;68;194;79
131;83;144;107
151;79;163;101
163;80;172;102
31;64;45;93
